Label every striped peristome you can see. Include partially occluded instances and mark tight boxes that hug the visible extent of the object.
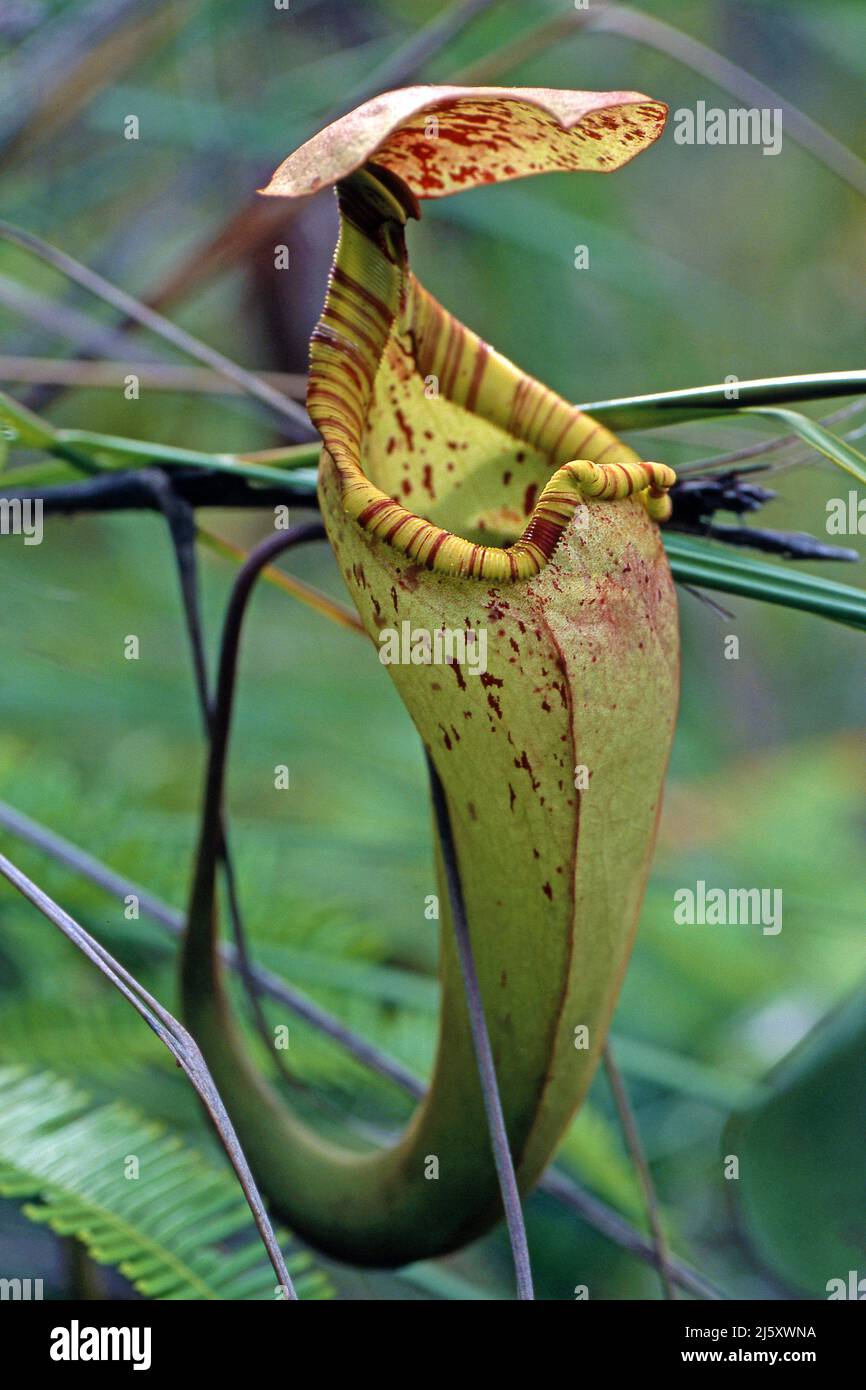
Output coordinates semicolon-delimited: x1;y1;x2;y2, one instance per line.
308;166;675;581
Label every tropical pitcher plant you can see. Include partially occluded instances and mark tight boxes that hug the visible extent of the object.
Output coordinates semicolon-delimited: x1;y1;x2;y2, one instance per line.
181;84;686;1267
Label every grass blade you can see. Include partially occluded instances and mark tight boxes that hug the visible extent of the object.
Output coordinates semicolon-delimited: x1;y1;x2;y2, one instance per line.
0;220;314;439
664;533;866;630
742;407;866;487
578;372;866;430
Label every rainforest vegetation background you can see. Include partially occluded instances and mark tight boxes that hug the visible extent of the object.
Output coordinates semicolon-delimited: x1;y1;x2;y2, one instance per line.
0;0;862;1301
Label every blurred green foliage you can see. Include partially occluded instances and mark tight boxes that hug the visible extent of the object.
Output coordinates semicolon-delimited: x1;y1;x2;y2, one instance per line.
0;0;863;1299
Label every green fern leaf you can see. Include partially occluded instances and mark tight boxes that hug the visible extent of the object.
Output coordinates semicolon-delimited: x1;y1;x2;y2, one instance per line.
0;1066;332;1300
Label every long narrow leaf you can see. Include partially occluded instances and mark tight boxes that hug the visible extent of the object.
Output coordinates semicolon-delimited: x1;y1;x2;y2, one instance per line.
742;407;866;487
578;372;866;430
664;533;866;630
0;388;320;485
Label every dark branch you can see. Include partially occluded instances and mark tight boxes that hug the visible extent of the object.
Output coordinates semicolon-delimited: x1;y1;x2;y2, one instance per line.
0;466;314;514
669;469;859;561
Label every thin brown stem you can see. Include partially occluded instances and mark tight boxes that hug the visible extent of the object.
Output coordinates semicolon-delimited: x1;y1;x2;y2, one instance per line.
604;1042;676;1300
0;848;297;1300
676;398;866;474
0;355;307;398
0;220;314;439
427;753;534;1302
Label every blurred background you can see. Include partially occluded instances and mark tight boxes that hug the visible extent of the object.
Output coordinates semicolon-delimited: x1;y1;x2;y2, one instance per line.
0;0;863;1300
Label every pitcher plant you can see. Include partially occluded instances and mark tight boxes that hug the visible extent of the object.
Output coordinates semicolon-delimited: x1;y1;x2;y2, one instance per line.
182;85;682;1266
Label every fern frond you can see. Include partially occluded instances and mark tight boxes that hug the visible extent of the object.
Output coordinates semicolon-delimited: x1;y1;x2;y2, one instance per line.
0;1066;332;1300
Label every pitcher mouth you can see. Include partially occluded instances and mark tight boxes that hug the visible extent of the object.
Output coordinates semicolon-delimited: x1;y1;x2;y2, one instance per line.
310;171;674;582
323;446;676;583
